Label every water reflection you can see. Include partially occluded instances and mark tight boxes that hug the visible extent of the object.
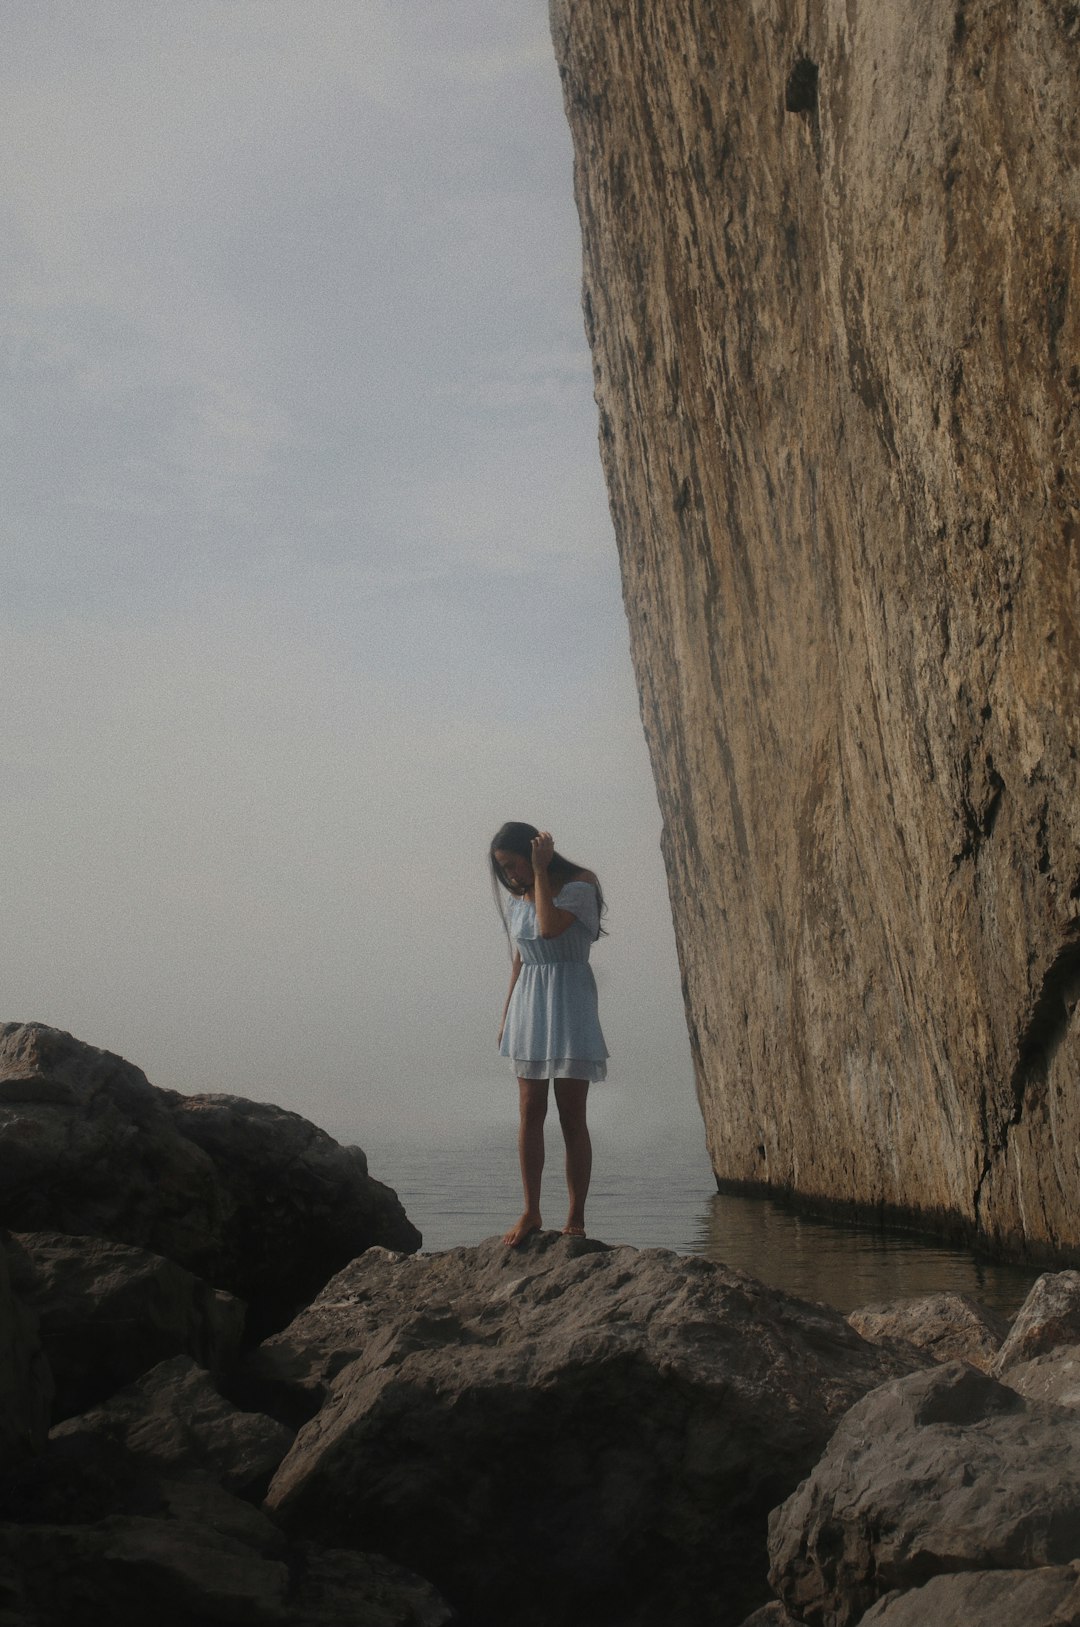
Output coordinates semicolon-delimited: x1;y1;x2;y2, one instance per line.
367;1131;1041;1317
695;1190;1039;1315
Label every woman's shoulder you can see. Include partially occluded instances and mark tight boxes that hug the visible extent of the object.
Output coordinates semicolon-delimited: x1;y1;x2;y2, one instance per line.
570;868;599;888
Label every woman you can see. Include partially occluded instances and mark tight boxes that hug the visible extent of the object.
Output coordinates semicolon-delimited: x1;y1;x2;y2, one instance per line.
490;821;608;1247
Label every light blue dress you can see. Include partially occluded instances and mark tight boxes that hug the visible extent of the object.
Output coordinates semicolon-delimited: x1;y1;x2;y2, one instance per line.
499;879;609;1082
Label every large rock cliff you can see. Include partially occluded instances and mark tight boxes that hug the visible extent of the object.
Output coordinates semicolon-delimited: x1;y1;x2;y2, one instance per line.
551;1;1080;1254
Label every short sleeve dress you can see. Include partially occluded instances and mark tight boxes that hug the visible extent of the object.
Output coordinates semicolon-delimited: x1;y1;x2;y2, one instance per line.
499;879;609;1082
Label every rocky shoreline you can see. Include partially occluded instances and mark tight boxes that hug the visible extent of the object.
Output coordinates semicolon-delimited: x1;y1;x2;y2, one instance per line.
4;1024;1080;1625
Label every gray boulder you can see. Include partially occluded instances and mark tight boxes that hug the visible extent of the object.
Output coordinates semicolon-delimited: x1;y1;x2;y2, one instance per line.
847;1292;1007;1373
6;1231;244;1420
263;1231;921;1627
1000;1345;1080;1410
858;1564;1080;1626
0;1023;419;1331
993;1270;1080;1374
769;1362;1080;1627
0;1236;52;1463
51;1356;294;1499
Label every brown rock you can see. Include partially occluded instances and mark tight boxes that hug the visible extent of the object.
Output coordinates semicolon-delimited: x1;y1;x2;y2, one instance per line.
848;1292;1007;1372
6;1232;244;1420
551;0;1080;1253
858;1564;1080;1627
0;1023;419;1331
264;1231;921;1627
768;1362;1080;1627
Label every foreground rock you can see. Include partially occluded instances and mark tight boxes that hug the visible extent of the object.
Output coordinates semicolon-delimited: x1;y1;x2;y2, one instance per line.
262;1231;923;1627
993;1270;1080;1374
0;1236;52;1462
859;1564;1080;1627
0;1023;419;1331
0;1363;452;1626
0;1470;452;1627
553;0;1080;1256
769;1362;1080;1626
6;1232;245;1420
51;1356;295;1499
847;1291;1008;1373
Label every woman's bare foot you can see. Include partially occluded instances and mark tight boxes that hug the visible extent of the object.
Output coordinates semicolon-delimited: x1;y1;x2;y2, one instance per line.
503;1211;542;1248
561;1217;586;1237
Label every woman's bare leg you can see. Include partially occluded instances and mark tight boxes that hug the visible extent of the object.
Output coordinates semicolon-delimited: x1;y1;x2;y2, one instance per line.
503;1079;549;1247
554;1078;591;1235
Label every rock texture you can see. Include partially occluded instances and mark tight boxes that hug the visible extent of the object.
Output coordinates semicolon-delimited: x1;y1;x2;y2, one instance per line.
0;1023;419;1330
0;1468;451;1627
768;1361;1080;1625
859;1564;1080;1627
50;1356;295;1499
552;1;1080;1253
263;1231;922;1627
6;1232;245;1420
848;1290;1007;1372
993;1268;1080;1371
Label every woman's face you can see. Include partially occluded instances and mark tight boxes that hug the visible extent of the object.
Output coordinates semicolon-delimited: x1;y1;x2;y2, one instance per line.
493;848;533;891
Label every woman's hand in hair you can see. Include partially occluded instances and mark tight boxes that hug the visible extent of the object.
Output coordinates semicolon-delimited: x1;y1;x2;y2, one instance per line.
531;831;554;871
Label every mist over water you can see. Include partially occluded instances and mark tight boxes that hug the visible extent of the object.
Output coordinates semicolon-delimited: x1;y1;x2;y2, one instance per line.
364;1123;1039;1316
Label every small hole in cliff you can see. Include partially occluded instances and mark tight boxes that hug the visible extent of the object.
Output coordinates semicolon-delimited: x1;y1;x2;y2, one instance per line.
785;58;818;114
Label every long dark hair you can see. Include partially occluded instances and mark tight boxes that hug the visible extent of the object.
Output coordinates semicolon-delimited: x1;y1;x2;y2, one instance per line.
489;820;606;937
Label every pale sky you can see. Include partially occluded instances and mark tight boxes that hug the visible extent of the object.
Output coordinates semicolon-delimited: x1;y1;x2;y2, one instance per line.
3;1;698;1148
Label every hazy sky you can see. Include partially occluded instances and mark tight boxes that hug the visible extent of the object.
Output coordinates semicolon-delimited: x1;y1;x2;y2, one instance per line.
3;1;698;1151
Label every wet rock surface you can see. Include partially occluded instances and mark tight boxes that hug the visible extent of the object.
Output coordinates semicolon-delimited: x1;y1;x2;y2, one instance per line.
263;1231;921;1627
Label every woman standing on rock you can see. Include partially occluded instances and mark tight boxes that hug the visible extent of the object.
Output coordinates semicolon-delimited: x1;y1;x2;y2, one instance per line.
490;821;608;1247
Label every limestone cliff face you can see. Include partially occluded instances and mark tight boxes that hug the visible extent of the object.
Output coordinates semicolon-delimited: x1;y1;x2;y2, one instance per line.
552;1;1080;1254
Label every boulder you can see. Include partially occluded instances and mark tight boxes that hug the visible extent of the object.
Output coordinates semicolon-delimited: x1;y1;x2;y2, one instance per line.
847;1292;1007;1373
263;1231;921;1627
0;1432;452;1625
858;1564;1080;1627
993;1270;1080;1374
0;1236;52;1463
768;1362;1080;1627
0;1482;452;1627
1000;1345;1080;1411
0;1023;419;1331
6;1232;244;1420
50;1356;294;1499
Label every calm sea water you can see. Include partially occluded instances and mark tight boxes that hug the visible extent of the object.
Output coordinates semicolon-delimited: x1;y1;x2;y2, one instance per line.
366;1125;1040;1316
